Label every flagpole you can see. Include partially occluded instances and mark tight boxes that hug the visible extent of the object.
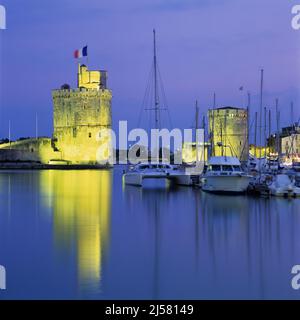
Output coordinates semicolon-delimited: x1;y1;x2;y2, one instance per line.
86;44;89;68
86;44;90;83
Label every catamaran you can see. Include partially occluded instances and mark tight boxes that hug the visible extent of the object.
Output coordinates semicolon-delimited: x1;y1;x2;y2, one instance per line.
123;30;197;187
123;163;196;187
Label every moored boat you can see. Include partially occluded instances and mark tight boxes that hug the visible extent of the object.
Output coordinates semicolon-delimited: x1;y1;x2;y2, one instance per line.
269;174;300;197
201;156;251;194
123;163;198;187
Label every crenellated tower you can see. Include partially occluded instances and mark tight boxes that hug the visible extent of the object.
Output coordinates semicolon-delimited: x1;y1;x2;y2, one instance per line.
52;64;112;164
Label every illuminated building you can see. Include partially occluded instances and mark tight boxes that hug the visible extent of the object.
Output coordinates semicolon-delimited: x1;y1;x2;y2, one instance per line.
52;64;112;164
208;107;249;162
249;144;270;159
280;125;300;158
0;138;57;163
0;64;113;166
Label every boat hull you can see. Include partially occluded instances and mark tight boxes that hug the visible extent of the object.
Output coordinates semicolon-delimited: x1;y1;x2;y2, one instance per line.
124;172;169;187
201;175;251;194
169;174;198;186
270;187;300;197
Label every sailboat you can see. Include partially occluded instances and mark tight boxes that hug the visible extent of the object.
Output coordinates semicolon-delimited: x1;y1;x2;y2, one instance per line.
123;30;193;187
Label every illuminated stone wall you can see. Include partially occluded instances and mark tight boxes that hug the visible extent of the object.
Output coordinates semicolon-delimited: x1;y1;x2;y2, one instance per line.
52;64;112;164
208;107;248;162
78;64;107;90
0;138;59;163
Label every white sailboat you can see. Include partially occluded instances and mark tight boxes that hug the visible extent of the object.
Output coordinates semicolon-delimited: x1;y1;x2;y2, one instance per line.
123;30;195;187
123;163;195;187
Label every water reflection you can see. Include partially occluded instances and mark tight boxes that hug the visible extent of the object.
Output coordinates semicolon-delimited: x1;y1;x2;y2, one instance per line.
1;169;300;299
40;170;112;294
122;184;300;299
123;185;179;299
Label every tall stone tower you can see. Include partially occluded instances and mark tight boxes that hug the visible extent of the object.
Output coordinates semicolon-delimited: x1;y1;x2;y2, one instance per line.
208;106;248;162
52;64;112;165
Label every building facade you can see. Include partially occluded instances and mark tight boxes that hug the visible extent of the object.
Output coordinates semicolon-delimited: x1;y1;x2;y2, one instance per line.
52;64;112;164
280;126;300;158
208;107;248;162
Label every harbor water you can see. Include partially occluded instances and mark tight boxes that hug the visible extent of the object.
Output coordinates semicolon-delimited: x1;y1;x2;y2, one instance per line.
0;167;300;299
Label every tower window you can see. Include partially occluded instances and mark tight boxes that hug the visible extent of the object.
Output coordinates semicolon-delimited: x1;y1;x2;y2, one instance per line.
89;132;92;138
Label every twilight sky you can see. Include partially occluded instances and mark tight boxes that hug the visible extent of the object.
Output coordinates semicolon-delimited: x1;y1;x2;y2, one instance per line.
0;0;300;140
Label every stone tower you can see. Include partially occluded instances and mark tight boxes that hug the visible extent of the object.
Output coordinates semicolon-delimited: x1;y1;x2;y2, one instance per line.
52;64;112;165
208;106;248;162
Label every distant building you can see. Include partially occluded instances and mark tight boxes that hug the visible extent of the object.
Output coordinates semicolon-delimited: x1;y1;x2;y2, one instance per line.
52;64;112;164
208;107;248;162
249;144;270;159
280;125;300;158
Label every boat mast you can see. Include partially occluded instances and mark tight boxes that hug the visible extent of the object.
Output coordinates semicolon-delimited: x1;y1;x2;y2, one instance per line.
268;109;271;139
264;106;267;158
211;92;216;157
247;92;251;160
195;100;199;162
8;120;11;149
153;29;159;130
195;100;199;133
202;115;206;162
35;113;38;140
224;111;227;158
291;101;294;128
254;111;258;158
259;69;264;160
291;101;294;156
268;109;271;164
276;98;280;160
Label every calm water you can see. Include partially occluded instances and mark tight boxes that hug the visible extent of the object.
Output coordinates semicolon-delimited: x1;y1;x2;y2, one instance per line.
0;167;300;300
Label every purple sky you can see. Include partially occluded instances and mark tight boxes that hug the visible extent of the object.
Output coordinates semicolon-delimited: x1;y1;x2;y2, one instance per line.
1;0;300;140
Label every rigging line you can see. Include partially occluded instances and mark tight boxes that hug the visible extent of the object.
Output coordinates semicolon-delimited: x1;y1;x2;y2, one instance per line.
157;64;173;129
137;61;155;128
226;139;239;158
240;116;256;160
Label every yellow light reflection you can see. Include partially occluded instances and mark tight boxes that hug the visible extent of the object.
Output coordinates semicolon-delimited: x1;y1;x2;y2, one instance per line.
40;170;112;290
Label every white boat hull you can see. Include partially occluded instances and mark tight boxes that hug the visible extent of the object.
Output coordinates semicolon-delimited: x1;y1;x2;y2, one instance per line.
124;172;168;187
269;186;300;197
124;172;198;187
201;175;250;193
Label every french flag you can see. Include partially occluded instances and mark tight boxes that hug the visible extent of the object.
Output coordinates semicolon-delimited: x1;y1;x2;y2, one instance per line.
74;46;88;59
